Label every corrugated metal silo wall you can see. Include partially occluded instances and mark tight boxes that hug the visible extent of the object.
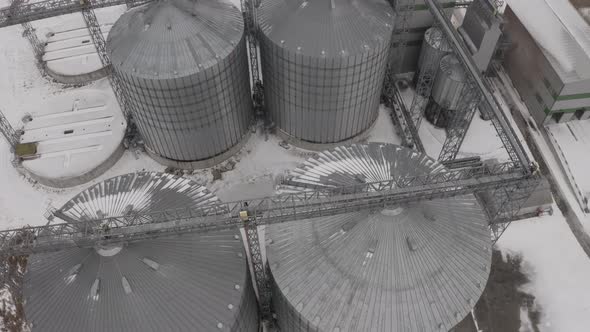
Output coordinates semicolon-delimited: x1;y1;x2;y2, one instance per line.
232;271;260;332
270;272;317;332
431;66;466;111
114;35;252;162
260;35;390;144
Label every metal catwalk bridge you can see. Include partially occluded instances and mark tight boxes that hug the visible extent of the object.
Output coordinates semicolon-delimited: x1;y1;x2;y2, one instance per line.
0;161;533;256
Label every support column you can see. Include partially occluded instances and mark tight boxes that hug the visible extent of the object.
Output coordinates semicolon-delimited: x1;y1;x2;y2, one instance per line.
438;80;481;162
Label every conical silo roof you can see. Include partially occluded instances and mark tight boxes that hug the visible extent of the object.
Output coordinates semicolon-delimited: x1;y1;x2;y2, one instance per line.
107;0;244;79
257;0;394;57
267;143;492;331
24;172;258;332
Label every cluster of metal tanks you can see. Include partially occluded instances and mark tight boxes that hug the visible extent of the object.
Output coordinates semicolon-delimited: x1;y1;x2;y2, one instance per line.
414;26;452;85
425;54;468;128
107;0;252;168
106;0;396;166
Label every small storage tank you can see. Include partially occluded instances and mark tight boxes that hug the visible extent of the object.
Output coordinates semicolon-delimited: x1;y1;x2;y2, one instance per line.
107;0;252;168
425;54;468;128
268;143;492;331
414;26;452;84
24;172;258;332
258;0;394;148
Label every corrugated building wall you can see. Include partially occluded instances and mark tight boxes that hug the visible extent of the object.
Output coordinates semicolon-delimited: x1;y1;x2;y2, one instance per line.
503;5;590;124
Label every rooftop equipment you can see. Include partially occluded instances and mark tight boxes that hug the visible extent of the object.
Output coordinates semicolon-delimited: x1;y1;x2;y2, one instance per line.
24;172;259;332
425;53;468;128
257;0;394;148
107;0;252;168
267;143;492;331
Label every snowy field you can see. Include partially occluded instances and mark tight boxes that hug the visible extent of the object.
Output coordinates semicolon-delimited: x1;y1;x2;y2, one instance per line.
498;210;590;332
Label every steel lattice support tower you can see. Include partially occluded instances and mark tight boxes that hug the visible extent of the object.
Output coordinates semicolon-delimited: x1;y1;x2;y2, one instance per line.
10;1;44;67
243;216;273;323
0;109;18;149
388;0;415;72
383;0;423;152
479;174;541;243
241;0;265;119
238;0;273;322
438;80;481;162
80;2;134;133
21;22;44;62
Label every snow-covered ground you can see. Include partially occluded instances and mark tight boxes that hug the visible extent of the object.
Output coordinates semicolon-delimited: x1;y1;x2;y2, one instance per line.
546;120;590;209
498;210;590;332
398;86;509;162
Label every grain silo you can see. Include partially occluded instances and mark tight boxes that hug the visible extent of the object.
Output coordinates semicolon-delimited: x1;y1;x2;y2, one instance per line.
425;54;468;128
257;0;394;148
107;0;252;168
414;26;452;84
267;143;492;331
24;172;258;332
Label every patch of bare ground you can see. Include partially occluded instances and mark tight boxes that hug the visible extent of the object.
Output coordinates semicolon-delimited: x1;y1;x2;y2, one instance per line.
0;255;28;332
474;250;542;332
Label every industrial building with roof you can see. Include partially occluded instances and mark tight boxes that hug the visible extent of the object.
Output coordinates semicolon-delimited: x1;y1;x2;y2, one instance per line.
503;0;590;125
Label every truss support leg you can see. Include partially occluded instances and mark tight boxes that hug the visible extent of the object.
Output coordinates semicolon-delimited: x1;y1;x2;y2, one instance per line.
382;68;425;152
21;23;44;65
241;0;266;123
387;0;415;73
243;218;273;326
0;109;18;149
438;80;481;162
81;5;135;136
478;175;541;243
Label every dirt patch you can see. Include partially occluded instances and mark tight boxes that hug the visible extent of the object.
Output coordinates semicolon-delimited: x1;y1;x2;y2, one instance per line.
474;250;542;332
450;312;477;332
570;0;590;8
0;255;28;332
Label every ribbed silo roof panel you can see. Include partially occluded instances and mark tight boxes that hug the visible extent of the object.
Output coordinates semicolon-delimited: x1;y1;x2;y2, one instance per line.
268;143;492;331
107;0;244;79
258;0;394;57
24;172;258;332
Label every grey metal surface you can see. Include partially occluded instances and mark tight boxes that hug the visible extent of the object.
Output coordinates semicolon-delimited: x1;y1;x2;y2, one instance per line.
431;54;467;111
416;27;452;81
107;0;252;163
258;0;394;144
267;143;492;332
24;172;258;332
